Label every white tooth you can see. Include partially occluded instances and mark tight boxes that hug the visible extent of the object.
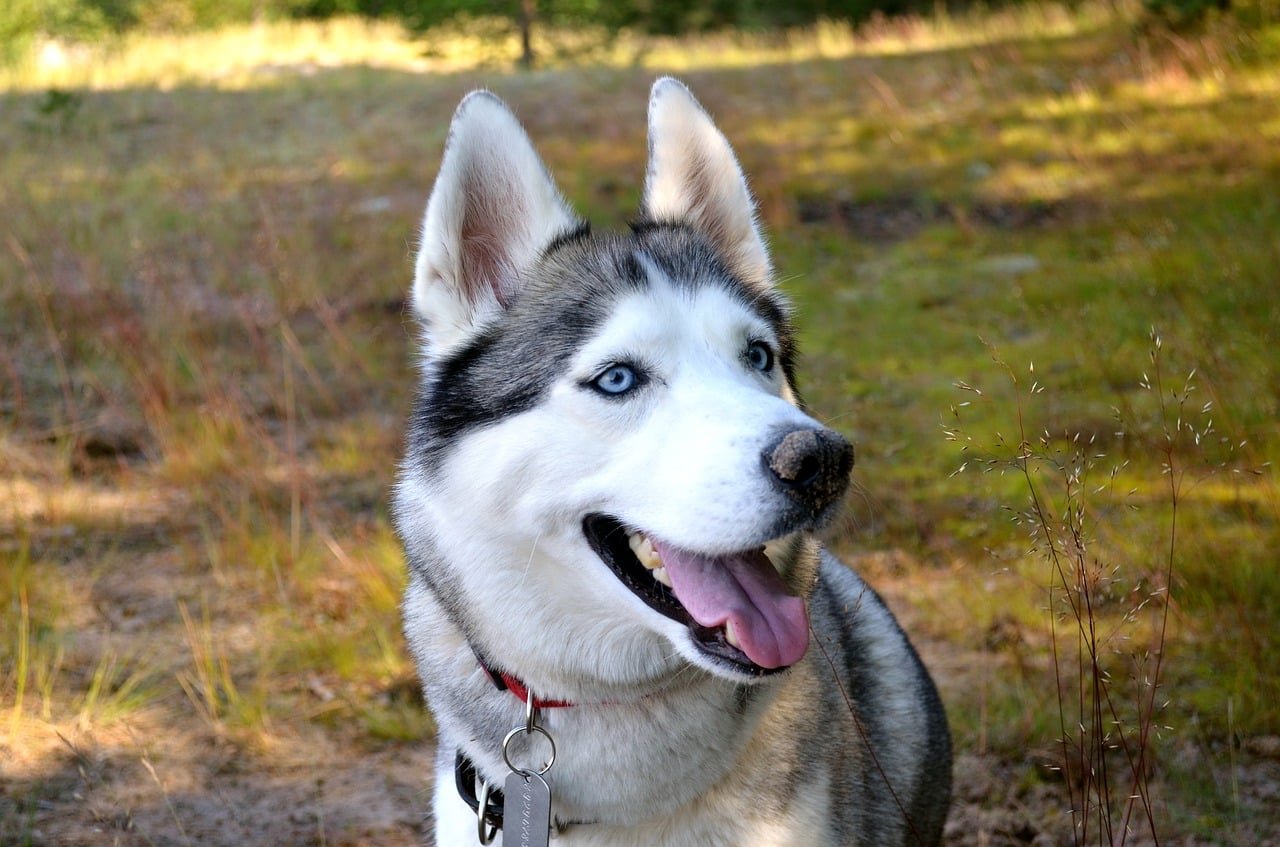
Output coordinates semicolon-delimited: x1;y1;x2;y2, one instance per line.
627;533;663;570
762;539;787;569
724;620;741;649
652;567;672;587
624;530;666;570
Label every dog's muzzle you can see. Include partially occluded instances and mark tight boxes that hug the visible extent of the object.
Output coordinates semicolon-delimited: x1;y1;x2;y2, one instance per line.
762;427;854;516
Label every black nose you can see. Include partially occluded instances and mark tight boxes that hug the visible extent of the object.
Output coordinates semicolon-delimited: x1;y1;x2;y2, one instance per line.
762;428;854;513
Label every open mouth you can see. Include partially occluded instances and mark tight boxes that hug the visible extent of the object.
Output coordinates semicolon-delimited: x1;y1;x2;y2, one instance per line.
583;514;809;676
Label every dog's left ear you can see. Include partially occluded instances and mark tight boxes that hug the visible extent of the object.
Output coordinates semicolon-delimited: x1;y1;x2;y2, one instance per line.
643;78;773;289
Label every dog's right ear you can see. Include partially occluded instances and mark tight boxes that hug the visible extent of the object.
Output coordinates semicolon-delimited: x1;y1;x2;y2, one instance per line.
412;91;579;355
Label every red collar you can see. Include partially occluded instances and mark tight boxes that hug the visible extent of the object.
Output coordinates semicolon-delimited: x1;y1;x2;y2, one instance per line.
476;653;575;709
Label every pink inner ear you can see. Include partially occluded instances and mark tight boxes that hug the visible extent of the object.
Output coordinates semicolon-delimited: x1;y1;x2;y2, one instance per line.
458;181;522;309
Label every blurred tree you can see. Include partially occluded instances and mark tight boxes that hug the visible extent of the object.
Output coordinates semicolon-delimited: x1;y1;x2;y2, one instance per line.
1;0;133;60
385;0;933;47
385;0;600;68
1142;0;1233;26
376;0;902;68
4;0;1263;64
517;0;533;68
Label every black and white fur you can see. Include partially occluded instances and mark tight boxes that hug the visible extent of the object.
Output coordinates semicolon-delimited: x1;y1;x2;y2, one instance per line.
394;78;952;846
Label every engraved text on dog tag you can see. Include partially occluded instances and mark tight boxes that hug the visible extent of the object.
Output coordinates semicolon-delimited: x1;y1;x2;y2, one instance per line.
503;770;551;847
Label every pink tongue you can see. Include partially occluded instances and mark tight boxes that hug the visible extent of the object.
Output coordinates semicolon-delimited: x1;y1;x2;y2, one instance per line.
651;541;809;669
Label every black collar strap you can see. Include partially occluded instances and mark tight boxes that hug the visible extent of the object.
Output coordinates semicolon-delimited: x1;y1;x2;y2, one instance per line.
454;750;593;834
455;750;505;832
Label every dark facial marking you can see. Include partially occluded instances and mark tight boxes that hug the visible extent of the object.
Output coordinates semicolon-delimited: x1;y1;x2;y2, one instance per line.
544;221;592;255
408;224;800;474
629;222;798;390
408;233;645;473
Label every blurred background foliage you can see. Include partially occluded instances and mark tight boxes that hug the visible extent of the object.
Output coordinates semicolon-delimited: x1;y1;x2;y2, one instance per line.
3;0;1279;840
3;0;1276;65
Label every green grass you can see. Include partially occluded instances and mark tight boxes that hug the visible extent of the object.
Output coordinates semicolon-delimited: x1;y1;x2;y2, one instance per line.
2;4;1278;843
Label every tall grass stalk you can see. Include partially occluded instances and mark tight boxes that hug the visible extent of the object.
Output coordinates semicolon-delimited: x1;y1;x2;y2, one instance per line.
74;652;153;730
176;600;262;732
944;329;1234;845
9;588;30;734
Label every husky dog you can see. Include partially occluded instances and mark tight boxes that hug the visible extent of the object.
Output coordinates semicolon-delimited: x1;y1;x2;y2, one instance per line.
394;78;951;847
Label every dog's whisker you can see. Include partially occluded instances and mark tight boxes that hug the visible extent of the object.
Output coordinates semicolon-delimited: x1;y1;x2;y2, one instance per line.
518;532;542;590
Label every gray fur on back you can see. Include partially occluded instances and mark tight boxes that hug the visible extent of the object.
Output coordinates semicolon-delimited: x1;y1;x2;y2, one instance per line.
809;553;952;844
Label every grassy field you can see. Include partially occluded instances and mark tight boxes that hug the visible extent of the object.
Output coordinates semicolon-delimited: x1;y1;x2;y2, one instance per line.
2;4;1279;844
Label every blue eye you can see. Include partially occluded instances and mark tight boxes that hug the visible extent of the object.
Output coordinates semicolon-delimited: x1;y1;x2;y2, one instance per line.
746;340;774;373
592;364;640;396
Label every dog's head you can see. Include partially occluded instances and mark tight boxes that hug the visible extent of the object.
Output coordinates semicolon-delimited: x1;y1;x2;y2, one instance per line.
395;79;853;690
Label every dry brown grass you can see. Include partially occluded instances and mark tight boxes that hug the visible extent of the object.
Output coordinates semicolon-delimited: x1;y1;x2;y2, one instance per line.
3;5;1278;844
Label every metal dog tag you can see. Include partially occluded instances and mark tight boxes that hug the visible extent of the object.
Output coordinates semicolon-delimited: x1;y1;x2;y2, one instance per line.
503;770;552;847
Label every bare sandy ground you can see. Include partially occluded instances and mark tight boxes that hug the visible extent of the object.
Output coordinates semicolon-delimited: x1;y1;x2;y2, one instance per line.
3;542;1276;846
